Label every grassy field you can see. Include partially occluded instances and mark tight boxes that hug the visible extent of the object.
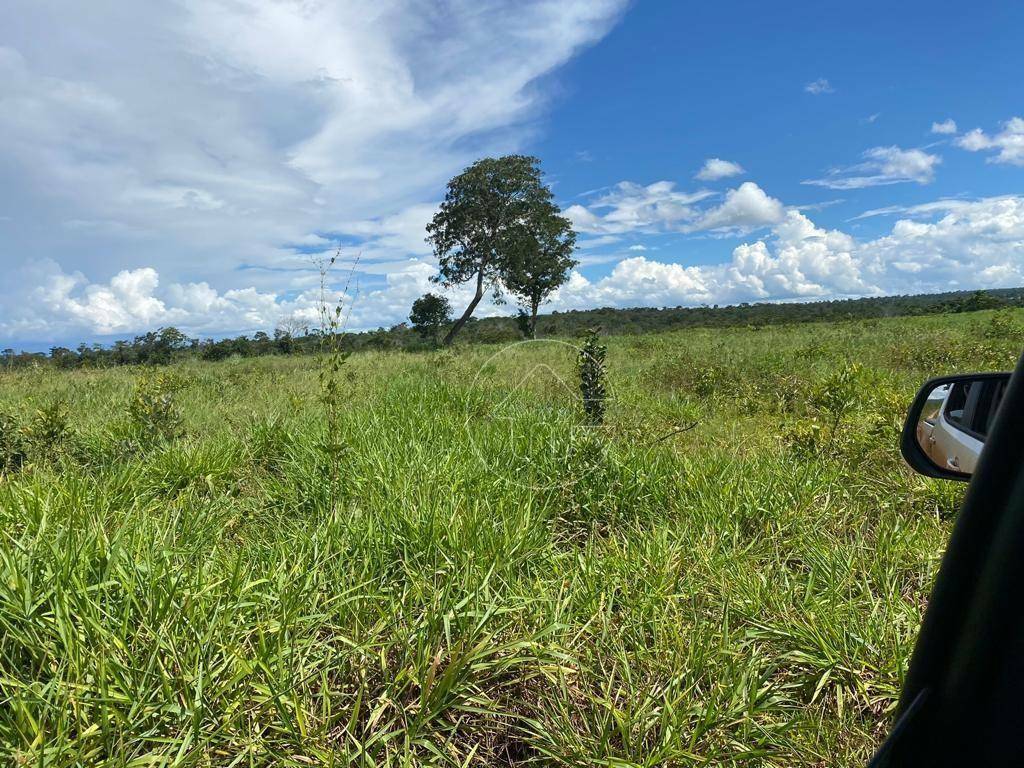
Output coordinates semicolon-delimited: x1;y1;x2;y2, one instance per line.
2;309;1022;767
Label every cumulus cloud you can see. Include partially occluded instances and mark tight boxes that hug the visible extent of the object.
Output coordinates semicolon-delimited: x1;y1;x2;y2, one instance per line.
548;195;1024;311
931;119;958;135
956;117;1024;166
552;210;865;309
1;258;484;341
689;182;785;233
805;78;834;95
695;158;744;181
855;197;1024;287
804;146;941;189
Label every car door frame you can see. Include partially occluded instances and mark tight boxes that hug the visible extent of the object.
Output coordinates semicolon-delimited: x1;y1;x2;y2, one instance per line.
873;357;1024;766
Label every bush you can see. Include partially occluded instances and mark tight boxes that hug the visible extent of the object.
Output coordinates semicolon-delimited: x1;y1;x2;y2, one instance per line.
25;399;72;458
127;373;184;444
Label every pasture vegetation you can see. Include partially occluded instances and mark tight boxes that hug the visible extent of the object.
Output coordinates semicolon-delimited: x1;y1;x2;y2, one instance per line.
1;309;1022;766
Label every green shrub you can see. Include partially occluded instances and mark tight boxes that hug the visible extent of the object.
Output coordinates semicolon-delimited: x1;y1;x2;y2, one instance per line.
25;398;72;457
811;362;864;428
127;373;184;443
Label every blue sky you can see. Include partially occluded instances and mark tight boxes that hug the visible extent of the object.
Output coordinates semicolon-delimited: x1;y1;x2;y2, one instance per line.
1;0;1022;347
537;1;1023;262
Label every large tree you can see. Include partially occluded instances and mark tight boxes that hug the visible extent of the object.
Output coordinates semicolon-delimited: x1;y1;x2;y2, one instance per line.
501;211;577;339
426;155;563;346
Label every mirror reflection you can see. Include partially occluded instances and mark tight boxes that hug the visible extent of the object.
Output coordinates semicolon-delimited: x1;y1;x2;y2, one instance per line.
915;377;1008;477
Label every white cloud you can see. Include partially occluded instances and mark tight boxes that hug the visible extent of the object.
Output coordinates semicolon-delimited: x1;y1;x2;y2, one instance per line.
850;197;978;221
855;197;1024;289
805;78;834;95
7;195;1024;339
931;119;958;135
956;117;1024;166
2;258;484;340
804;146;941;189
553;258;712;308
547;196;1024;311
566;180;782;236
46;267;168;335
695;158;744;181
689;182;785;233
565;181;714;235
552;210;866;309
0;0;627;338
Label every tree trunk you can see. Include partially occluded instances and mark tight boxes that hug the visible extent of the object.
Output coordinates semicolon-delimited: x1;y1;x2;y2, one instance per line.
443;268;485;346
529;301;539;339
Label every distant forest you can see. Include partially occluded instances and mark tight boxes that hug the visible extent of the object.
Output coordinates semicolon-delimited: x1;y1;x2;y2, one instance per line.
4;287;1021;369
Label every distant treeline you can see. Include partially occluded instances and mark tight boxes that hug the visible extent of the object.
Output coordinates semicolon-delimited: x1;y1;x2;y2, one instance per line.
2;287;1020;370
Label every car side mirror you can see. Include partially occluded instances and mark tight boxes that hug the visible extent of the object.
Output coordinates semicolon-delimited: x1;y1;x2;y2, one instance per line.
901;373;1011;481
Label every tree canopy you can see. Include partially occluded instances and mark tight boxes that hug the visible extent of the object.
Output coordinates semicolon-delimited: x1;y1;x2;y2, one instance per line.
502;211;577;338
409;293;452;340
426;155;569;345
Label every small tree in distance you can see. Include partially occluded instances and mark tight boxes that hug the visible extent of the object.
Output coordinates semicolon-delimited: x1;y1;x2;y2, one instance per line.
409;293;452;342
427;155;564;346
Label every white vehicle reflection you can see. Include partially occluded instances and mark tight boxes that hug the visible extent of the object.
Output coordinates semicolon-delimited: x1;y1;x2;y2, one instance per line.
916;378;1007;475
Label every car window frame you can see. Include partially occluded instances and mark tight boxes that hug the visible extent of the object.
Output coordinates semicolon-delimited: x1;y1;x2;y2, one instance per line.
983;379;1008;435
943;380;987;442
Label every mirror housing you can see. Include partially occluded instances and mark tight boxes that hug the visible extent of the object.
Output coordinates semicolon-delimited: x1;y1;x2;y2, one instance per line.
901;372;1011;481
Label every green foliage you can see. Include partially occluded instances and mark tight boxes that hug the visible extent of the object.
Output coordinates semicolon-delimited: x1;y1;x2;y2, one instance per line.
501;205;577;338
946;289;1007;313
25;398;72;456
409;292;452;340
0;410;27;473
577;328;608;425
812;362;865;427
127;373;184;443
7;287;1024;369
514;308;532;337
985;308;1024;340
427;155;571;345
0;312;998;766
316;252;354;515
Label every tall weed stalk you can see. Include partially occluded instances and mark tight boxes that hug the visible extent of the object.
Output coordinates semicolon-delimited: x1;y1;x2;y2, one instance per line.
316;249;358;515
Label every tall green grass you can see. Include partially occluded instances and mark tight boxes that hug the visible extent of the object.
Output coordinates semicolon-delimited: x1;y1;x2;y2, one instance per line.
1;309;1021;766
